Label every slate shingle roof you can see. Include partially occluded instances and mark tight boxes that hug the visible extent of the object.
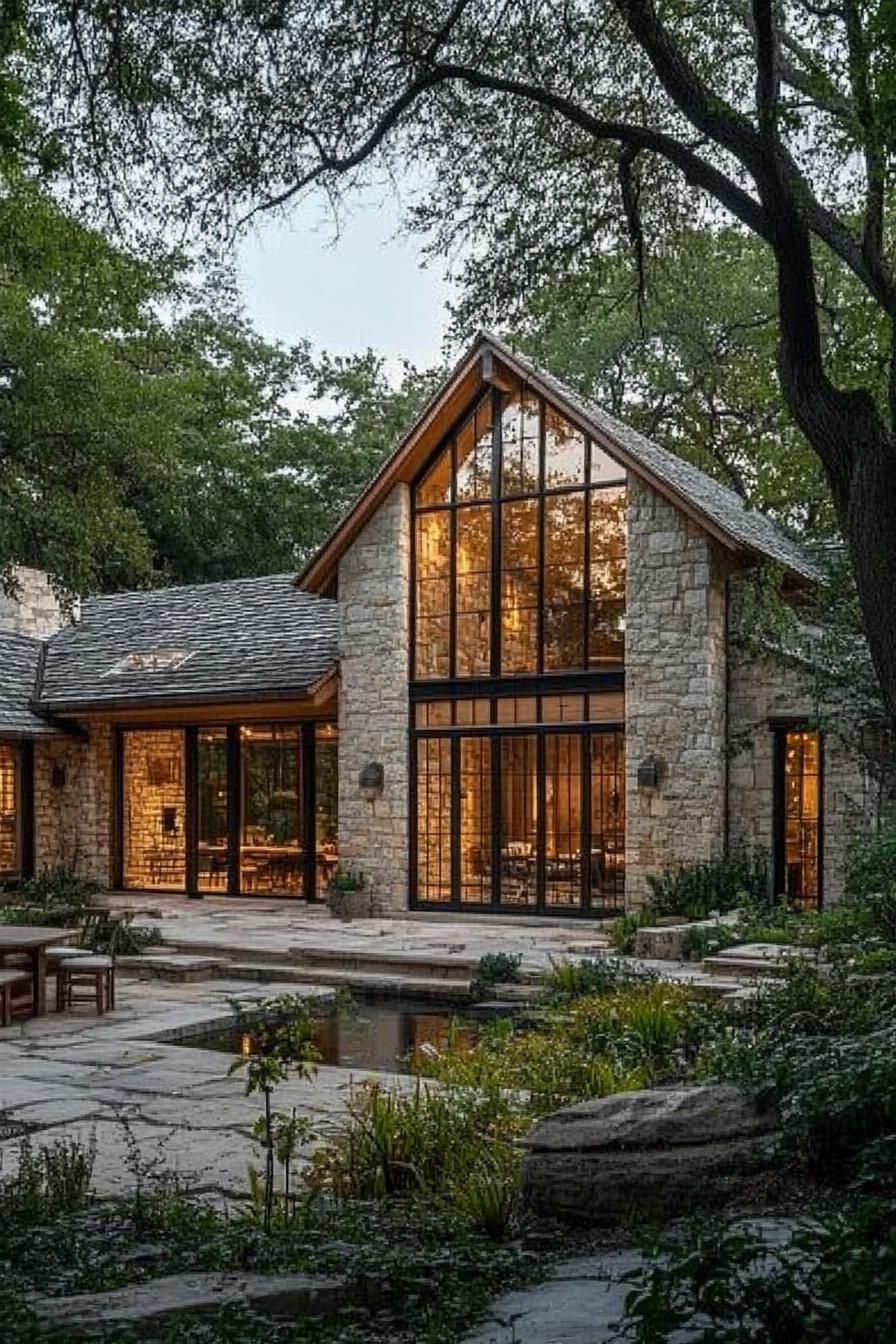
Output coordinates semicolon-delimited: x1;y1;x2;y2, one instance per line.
37;574;339;712
485;334;821;584
0;631;64;737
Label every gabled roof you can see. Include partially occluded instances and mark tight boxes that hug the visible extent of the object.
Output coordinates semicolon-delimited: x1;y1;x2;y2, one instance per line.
298;331;821;591
0;631;66;738
37;573;339;713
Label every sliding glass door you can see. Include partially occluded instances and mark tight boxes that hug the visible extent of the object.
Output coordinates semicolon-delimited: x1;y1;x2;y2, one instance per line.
119;721;337;898
413;721;625;915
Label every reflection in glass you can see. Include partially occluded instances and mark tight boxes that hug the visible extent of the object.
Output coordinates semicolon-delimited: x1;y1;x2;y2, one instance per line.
415;510;451;678
417;737;452;902
544;405;586;488
456;397;493;501
501;390;540;495
543;492;586;668
240;725;301;896
455;505;491;676
784;731;821;908
418;446;452;506
0;745;20;877
589;485;627;665
499;735;538;906
315;723;339;898
197;729;229;892
460;738;491;904
123;729;186;890
501;498;539;673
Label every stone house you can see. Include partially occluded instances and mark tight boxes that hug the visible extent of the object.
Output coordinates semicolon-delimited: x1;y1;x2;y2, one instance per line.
0;334;880;914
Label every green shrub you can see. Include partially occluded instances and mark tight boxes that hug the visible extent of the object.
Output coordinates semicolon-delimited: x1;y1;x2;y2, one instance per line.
647;849;768;920
608;909;655;954
113;922;163;955
851;946;896;975
1;1134;96;1221
679;923;740;961
471;952;522;998
541;956;658;1001
616;1201;896;1343
1;866;100;926
847;826;896;899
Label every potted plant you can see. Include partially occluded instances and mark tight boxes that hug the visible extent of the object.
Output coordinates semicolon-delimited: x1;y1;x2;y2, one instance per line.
325;869;370;921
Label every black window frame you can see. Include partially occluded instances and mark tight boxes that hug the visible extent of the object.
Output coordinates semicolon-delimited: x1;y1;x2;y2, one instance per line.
772;722;824;909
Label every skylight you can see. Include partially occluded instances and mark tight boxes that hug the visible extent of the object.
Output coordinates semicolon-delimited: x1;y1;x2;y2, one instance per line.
106;650;193;676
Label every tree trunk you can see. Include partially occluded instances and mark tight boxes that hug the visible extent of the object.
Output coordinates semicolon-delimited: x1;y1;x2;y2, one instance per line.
843;435;896;723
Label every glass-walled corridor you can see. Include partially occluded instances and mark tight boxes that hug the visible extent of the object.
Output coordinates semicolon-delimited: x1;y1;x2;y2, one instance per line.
120;721;338;899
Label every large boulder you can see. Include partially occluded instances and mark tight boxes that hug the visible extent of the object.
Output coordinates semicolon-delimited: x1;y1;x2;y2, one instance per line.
521;1083;778;1224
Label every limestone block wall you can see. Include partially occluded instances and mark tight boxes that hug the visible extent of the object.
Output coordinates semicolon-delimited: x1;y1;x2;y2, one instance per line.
624;477;729;908
0;566;78;639
728;650;881;903
336;485;411;913
34;723;114;884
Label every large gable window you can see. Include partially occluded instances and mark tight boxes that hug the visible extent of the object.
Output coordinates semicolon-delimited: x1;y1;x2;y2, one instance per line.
412;384;626;680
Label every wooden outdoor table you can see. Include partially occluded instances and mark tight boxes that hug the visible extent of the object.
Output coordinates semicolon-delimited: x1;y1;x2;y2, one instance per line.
0;926;76;1017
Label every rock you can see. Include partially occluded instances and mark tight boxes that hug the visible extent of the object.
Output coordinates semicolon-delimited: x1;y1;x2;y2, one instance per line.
30;1272;358;1335
521;1084;778;1224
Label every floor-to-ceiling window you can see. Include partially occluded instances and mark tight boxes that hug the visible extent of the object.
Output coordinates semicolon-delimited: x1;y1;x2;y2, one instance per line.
119;721;337;898
410;377;627;916
0;744;22;879
776;728;822;908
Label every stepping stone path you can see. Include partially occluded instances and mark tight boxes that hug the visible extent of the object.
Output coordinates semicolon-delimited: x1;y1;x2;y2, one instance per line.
30;1271;358;1336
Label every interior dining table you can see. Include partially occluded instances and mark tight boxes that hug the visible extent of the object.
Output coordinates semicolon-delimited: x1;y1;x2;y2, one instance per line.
0;925;77;1017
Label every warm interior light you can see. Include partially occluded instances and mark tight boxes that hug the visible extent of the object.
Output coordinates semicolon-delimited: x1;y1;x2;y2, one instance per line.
240;1032;253;1057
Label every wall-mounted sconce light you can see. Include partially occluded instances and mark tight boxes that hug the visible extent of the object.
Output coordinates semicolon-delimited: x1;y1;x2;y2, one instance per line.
51;765;67;789
637;754;666;790
359;762;384;801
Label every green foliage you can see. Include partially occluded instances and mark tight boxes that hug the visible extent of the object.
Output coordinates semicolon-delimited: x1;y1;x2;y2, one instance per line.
326;868;366;892
679;923;741;962
847;825;896;899
5;865;99;916
419;980;719;1109
305;1079;524;1238
608;909;655;955
541;956;659;1003
112;922;163;955
471;951;522;998
1;1133;96;1221
648;850;769;921
617;1201;896;1343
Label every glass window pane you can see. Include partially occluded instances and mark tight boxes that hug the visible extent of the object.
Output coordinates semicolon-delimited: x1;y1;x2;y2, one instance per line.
545;734;582;908
456;397;493;501
197;729;229;893
591;442;626;485
460;738;492;904
456;505;491;676
589;485;627;666
240;725;302;896
589;731;626;910
417;701;453;728
0;745;20;878
415;511;451;678
500;390;540;495
417;737;452;902
543;491;586;669
496;697;538;724
541;695;585;723
499;735;537;907
418;446;452;506
315;723;339;899
123;729;186;891
589;691;625;722
501;498;539;673
783;730;821;909
544;405;586;488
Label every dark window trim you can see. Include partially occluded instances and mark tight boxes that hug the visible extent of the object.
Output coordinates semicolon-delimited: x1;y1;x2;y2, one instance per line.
409;670;624;702
19;741;34;880
772;723;824;909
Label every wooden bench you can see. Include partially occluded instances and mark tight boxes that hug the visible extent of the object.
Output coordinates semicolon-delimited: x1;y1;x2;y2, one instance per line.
0;967;31;1027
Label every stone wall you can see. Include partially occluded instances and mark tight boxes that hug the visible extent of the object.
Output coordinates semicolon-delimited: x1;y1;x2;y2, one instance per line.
624;477;729;908
336;485;411;914
728;649;880;903
0;566;77;639
34;723;114;884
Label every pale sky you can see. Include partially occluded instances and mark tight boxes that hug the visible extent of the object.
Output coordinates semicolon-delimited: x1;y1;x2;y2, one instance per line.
236;186;456;370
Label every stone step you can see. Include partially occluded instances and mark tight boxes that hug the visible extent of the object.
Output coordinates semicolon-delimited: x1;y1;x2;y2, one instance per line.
219;962;472;1001
30;1271;358;1336
293;945;479;980
117;953;227;981
703;941;813;979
